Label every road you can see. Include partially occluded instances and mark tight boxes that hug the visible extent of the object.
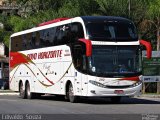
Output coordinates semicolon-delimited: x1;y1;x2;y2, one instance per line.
0;95;159;120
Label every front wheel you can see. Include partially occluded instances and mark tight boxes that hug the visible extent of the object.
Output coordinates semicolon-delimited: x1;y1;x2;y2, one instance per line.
68;83;78;103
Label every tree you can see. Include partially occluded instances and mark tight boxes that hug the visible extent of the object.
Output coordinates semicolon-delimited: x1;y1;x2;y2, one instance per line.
146;0;160;51
95;0;128;17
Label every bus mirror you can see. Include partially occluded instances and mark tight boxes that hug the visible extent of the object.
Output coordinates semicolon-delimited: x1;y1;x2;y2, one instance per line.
79;39;92;57
139;40;152;59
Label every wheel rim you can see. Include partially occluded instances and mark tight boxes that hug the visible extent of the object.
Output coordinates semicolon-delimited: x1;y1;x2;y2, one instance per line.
69;84;74;100
20;83;23;97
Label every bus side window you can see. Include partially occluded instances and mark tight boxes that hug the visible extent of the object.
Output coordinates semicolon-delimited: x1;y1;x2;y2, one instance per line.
73;46;83;69
55;24;70;45
22;34;27;50
35;31;40;48
45;30;51;47
49;27;56;46
73;45;86;72
27;33;32;49
71;22;84;42
10;38;14;52
62;24;71;44
56;26;63;45
15;35;23;51
31;32;36;48
40;30;45;47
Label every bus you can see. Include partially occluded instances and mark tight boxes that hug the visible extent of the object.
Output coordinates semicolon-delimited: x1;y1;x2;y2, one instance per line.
9;16;152;103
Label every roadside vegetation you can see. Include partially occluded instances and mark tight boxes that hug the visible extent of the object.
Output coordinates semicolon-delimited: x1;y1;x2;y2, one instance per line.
0;0;159;50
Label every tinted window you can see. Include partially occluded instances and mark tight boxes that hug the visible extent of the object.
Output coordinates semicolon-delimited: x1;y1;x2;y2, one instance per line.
11;35;23;52
88;45;142;77
86;22;138;41
11;23;84;52
70;22;84;42
72;44;87;72
55;24;70;45
22;33;32;50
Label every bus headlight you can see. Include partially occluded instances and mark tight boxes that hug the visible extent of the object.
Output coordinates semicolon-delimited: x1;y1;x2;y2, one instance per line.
89;80;106;88
131;81;142;87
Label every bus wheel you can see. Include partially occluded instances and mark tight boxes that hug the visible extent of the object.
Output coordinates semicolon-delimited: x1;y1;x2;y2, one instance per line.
68;83;78;103
19;82;26;99
26;82;35;99
111;97;121;103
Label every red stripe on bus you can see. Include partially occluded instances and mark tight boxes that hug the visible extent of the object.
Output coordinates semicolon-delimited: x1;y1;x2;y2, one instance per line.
119;76;140;81
10;52;31;68
139;39;152;59
38;18;71;27
79;39;92;57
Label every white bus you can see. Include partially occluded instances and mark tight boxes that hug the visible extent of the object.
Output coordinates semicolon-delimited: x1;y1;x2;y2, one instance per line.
9;16;152;103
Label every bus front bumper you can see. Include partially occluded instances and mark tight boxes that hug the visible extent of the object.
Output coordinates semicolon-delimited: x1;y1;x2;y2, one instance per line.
87;83;142;97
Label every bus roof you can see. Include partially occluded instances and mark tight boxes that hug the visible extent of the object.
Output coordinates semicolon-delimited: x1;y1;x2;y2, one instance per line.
81;16;133;24
10;16;133;38
38;18;70;27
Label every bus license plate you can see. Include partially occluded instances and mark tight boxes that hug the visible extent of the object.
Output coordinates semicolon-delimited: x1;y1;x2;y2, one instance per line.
114;90;124;94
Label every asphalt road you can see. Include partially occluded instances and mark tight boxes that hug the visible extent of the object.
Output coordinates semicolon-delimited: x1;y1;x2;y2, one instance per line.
0;95;159;120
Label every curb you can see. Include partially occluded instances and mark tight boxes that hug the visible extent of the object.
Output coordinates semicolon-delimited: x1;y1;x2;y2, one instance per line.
0;92;19;95
0;90;19;95
140;95;160;98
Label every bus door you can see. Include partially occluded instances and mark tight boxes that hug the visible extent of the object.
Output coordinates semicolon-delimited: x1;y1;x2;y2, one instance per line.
73;45;88;96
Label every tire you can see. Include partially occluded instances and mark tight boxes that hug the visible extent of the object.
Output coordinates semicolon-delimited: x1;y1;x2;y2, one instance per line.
111;96;121;103
19;82;26;99
68;83;78;103
26;82;35;99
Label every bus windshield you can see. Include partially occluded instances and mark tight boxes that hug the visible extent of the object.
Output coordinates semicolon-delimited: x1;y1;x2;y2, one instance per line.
88;45;142;77
86;22;138;41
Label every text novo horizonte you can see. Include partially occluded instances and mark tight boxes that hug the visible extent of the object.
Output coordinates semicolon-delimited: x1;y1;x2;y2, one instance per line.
27;50;62;60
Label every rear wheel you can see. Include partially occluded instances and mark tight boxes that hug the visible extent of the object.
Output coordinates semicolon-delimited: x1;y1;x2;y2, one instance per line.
26;82;35;99
19;82;26;99
68;83;78;103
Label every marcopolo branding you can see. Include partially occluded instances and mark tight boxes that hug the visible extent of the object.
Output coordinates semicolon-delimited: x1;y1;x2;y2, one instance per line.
27;50;63;60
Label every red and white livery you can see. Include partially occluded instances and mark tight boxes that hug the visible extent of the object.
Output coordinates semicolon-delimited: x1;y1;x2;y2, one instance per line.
9;16;151;103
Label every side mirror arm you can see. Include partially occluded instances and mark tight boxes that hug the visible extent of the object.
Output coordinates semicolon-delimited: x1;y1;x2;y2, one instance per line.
78;39;92;57
139;39;152;59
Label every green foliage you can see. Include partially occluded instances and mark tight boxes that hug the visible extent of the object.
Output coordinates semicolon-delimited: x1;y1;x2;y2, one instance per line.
0;29;11;47
0;0;159;48
9;16;29;32
95;0;128;17
147;0;160;19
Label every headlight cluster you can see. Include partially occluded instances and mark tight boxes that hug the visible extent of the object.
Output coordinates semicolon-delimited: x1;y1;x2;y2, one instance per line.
89;80;142;88
131;81;142;87
89;80;106;88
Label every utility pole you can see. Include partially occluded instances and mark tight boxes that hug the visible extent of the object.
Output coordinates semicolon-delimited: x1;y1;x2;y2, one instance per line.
128;0;131;17
157;20;160;94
